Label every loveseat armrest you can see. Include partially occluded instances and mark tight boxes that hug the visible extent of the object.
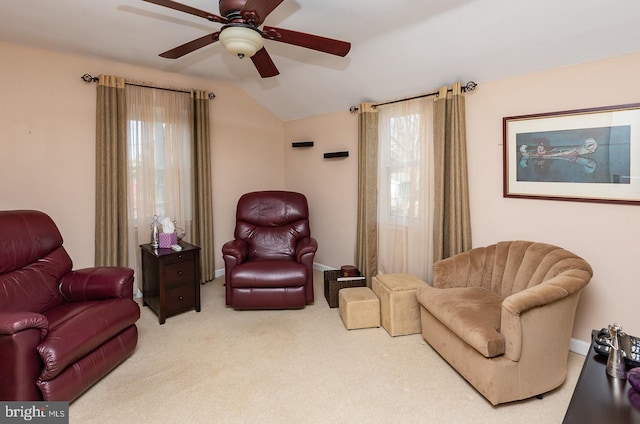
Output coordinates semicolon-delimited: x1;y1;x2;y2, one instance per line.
500;269;591;361
0;312;48;338
296;236;318;263
222;239;249;265
59;267;135;302
0;312;49;400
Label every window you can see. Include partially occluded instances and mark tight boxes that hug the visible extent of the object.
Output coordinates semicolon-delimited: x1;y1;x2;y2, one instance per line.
386;113;422;222
125;85;192;277
127;119;192;221
376;98;433;277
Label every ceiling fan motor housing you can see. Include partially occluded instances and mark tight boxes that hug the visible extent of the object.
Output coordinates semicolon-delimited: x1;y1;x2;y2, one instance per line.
219;0;247;18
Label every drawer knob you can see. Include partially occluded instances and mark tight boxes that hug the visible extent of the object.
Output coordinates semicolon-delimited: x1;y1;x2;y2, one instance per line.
178;271;183;276
179;296;184;300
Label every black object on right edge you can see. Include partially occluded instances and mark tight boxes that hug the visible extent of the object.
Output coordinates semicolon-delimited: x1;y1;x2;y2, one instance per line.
593;327;640;368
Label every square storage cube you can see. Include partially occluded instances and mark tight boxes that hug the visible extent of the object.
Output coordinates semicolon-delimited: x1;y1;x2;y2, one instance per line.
372;273;427;336
339;287;380;330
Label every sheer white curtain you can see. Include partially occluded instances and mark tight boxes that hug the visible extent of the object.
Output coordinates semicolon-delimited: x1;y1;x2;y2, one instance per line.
125;85;193;283
377;98;434;281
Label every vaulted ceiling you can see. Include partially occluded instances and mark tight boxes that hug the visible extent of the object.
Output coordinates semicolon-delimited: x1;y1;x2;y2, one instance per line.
1;0;640;120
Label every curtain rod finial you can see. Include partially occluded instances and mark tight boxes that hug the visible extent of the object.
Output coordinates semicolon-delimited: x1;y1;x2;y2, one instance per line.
463;81;477;92
81;74;98;83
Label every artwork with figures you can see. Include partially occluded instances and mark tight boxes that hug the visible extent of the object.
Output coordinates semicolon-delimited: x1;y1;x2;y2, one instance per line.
503;103;640;204
516;125;631;184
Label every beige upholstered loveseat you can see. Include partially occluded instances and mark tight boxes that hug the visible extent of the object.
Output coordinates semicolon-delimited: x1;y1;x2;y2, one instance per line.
416;241;592;405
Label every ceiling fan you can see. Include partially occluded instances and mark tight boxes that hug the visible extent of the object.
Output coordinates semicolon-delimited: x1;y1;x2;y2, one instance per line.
143;0;351;78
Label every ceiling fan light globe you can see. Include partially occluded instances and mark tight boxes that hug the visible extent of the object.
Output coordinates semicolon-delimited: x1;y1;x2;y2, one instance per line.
219;26;263;58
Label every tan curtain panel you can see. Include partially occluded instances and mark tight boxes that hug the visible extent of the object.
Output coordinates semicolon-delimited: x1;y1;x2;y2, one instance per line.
376;98;434;282
191;89;215;282
355;102;379;285
125;84;192;294
95;75;128;267
432;82;472;261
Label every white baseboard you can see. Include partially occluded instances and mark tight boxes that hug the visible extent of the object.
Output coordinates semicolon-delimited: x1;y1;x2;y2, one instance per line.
313;262;334;272
570;337;590;356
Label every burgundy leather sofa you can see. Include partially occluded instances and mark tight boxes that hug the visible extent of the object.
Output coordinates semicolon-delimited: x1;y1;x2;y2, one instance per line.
0;210;140;402
222;191;318;309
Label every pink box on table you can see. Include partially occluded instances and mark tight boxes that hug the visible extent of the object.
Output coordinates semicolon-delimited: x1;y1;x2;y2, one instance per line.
158;232;178;248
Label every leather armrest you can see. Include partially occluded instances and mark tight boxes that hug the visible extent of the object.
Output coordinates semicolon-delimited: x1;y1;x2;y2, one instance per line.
222;239;248;264
296;237;318;262
0;312;48;339
0;312;49;401
59;267;135;302
222;239;249;306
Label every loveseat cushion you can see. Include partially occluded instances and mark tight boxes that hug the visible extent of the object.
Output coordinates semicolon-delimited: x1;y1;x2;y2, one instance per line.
416;285;504;357
38;299;140;381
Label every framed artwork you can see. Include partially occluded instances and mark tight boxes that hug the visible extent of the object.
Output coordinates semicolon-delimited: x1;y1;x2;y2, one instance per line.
503;103;640;205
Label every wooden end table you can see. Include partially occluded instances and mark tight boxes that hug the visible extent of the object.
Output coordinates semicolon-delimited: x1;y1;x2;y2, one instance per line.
140;241;201;324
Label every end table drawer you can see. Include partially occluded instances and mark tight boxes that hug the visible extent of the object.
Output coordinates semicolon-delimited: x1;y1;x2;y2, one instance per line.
165;261;195;287
166;284;195;314
165;250;195;264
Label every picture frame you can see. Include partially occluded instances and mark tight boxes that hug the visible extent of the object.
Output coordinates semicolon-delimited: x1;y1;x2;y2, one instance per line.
503;103;640;205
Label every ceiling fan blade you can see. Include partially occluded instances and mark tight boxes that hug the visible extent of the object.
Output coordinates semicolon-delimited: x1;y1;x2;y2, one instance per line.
142;0;227;23
240;0;284;25
160;32;221;59
251;47;280;78
263;26;351;57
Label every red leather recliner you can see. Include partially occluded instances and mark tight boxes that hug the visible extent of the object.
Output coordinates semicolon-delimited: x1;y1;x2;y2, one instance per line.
222;191;318;309
0;210;140;402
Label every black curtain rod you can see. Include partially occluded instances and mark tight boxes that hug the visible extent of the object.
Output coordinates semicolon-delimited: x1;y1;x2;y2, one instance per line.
81;74;215;99
349;81;477;113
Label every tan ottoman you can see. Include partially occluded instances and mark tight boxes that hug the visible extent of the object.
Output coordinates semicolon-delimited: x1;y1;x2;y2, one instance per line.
372;273;427;336
339;287;380;330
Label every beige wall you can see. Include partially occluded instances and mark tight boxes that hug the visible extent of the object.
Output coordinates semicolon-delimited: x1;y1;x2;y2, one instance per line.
285;53;640;342
466;53;640;340
3;39;639;342
284;111;358;268
0;41;285;272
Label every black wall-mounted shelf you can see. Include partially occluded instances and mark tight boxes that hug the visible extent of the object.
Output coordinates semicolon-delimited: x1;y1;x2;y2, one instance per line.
323;151;349;159
292;141;314;148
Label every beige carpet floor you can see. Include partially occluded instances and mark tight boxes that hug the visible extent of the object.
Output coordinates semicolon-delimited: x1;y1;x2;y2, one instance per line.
69;271;583;423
